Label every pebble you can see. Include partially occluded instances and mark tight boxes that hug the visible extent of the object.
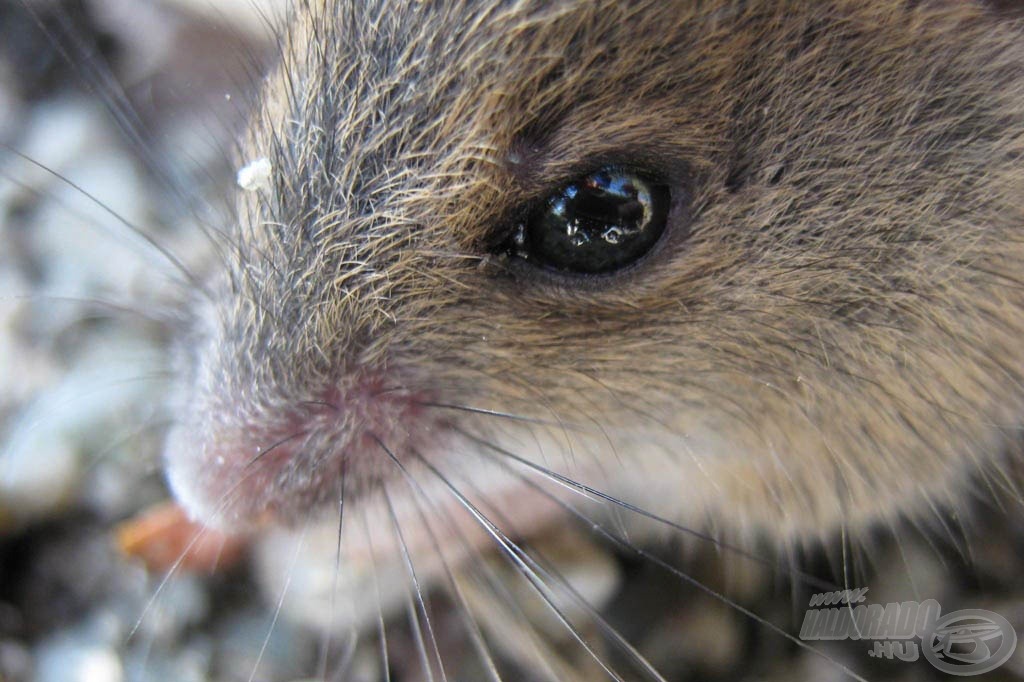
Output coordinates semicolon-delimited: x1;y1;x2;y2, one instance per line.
0;337;159;525
35;637;123;682
123;637;212;682
0;429;79;525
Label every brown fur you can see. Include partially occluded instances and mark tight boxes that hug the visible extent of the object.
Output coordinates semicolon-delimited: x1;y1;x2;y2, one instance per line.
165;0;1024;563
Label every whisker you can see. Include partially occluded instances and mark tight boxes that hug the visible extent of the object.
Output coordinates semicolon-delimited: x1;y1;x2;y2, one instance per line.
361;511;393;682
370;474;442;682
417;401;574;429
373;442;505;681
126;515;219;645
378;428;601;680
245;430;309;467
457;564;583;682
20;2;173;188
452;464;669;682
126;445;286;645
248;522;309;682
456;425;840;593
450;357;585;471
0;145;210;298
407;449;634;682
4;293;177;327
420;479;585;681
473;441;872;682
16;0;245;261
315;461;348;682
374;438;448;682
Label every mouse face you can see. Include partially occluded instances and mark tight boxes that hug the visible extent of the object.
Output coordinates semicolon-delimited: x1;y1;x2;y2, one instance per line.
164;0;1024;556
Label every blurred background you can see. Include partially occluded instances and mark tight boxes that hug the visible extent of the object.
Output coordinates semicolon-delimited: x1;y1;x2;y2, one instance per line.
1;1;1023;680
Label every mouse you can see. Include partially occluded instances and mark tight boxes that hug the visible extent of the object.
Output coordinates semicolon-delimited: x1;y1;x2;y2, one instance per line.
6;0;1023;680
168;0;1023;552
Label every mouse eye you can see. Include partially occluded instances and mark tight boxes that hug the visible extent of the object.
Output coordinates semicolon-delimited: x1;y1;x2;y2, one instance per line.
510;167;670;275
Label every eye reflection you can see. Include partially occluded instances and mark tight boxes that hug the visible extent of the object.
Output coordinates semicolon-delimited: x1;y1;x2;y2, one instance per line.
514;167;669;274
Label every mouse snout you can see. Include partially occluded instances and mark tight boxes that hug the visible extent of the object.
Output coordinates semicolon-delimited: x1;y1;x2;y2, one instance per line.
164;365;444;530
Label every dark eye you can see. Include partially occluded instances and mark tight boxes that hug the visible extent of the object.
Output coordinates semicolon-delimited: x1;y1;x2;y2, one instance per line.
510;167;670;275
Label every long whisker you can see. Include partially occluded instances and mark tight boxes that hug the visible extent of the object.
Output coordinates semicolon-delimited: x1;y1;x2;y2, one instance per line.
455;425;840;593
474;441;872;682
373;430;595;680
19;2;173;189
361;510;392;682
125;502;231;644
374;438;448;682
4;293;178;327
0;145;210;298
315;461;348;681
417;401;574;429
456;552;585;682
372;442;504;681
393;509;438;682
407;449;636;682
248;522;309;682
245;430;309;467
415;473;586;681
452;464;669;682
126;435;297;645
16;0;245;260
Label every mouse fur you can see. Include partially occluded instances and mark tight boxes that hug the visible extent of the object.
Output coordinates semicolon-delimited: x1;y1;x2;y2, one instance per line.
162;0;1024;594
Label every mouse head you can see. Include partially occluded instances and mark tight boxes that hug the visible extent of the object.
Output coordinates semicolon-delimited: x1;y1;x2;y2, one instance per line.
164;0;1024;538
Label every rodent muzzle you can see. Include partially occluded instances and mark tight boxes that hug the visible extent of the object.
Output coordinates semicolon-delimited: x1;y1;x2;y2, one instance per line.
164;372;447;530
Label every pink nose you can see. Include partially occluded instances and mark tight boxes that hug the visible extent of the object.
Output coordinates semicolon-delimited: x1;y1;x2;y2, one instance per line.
163;380;440;530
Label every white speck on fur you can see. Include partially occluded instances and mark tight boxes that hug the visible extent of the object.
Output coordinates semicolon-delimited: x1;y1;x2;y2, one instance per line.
236;157;273;193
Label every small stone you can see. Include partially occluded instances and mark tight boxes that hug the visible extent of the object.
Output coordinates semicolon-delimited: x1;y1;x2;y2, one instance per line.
0;431;79;524
35;638;123;682
123;636;212;682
